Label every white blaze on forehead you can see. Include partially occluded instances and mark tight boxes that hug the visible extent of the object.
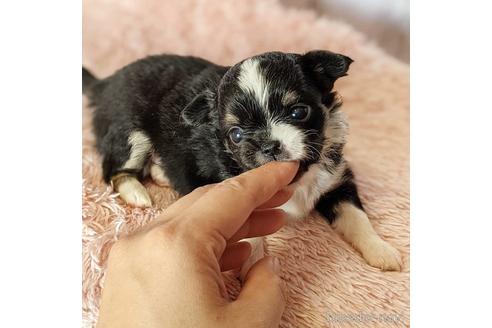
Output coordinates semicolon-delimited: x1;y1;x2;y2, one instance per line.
270;122;306;160
237;59;270;111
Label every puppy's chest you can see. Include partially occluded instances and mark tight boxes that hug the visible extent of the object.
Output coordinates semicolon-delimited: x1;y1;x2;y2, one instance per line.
280;162;344;220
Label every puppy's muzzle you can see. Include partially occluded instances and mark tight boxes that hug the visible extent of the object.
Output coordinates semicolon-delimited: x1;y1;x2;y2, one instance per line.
261;140;282;157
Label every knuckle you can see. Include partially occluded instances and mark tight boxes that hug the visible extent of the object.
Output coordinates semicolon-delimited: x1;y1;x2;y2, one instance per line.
183;224;226;259
193;185;211;194
136;223;180;257
145;223;177;245
220;177;246;192
194;186;207;193
219;177;258;204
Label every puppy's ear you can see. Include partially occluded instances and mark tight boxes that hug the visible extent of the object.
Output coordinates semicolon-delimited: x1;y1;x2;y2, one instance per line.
300;50;353;94
181;90;215;126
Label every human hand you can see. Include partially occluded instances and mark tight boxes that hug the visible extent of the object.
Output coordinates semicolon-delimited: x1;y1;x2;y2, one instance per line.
96;161;299;328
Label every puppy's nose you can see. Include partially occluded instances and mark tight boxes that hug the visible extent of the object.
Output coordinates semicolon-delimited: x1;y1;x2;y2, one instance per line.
261;140;282;156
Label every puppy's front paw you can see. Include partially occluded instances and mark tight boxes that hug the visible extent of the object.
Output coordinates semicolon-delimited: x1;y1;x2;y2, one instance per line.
150;163;170;187
278;198;309;221
361;238;402;271
117;177;152;207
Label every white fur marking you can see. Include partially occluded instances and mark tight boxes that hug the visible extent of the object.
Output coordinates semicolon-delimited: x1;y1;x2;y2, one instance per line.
280;162;345;220
116;176;152;207
238;59;270;111
149;155;170;187
123;131;152;170
279;102;348;219
333;202;402;271
270;122;306;160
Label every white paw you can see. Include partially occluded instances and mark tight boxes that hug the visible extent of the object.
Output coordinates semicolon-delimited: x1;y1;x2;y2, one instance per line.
118;178;152;207
150;163;170;187
240;237;265;281
361;238;402;271
278;199;309;221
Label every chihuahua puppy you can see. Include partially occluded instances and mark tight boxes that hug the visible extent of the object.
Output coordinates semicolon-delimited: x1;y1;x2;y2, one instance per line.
83;51;402;272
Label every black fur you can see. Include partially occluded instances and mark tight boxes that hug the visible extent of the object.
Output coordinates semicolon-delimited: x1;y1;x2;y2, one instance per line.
84;55;234;192
83;51;363;221
315;167;364;223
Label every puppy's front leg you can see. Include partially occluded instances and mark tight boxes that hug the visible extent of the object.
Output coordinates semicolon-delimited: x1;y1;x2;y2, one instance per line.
332;202;402;271
316;180;402;271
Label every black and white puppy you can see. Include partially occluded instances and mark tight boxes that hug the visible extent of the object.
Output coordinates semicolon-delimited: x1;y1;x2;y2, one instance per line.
83;51;402;271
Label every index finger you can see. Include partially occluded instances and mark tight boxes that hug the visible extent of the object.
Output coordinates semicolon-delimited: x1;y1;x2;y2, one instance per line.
182;161;299;240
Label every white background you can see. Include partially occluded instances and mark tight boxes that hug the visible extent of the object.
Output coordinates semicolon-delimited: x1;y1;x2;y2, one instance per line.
0;0;491;326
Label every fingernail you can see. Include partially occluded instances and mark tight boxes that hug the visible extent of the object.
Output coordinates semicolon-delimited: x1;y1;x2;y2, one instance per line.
269;257;281;275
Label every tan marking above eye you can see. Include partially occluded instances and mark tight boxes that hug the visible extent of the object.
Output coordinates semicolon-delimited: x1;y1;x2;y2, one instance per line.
282;90;300;107
224;112;239;125
324;91;343;111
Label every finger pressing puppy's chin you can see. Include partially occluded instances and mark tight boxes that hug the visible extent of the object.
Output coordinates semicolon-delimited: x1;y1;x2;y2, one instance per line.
271;160;302;184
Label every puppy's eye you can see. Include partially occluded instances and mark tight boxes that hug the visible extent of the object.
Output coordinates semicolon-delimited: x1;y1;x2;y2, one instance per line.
229;127;244;144
290;104;310;121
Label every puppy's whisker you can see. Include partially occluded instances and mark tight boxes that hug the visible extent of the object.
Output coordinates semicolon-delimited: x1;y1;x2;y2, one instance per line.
305;139;324;144
302;131;321;139
304;144;322;160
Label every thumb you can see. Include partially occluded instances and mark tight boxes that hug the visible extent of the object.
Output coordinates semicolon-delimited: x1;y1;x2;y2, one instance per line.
230;257;286;328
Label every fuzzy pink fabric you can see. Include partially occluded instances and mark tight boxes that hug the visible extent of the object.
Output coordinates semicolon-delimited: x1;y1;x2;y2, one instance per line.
82;0;409;327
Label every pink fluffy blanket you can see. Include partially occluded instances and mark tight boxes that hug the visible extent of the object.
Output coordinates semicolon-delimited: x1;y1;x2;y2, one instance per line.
82;0;409;327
